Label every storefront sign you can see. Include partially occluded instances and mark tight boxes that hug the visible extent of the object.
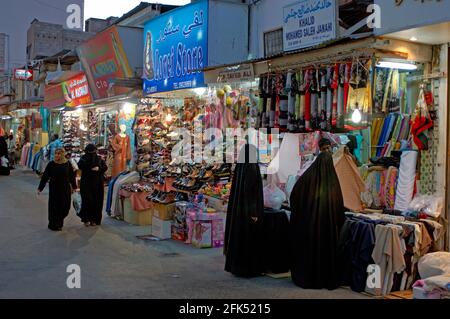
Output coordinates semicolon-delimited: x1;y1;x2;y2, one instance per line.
217;64;255;83
14;69;33;81
375;0;450;35
283;0;337;52
44;73;92;108
77;26;133;100
143;0;208;94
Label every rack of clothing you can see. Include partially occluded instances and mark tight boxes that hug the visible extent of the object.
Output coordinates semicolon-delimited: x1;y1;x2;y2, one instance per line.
340;211;442;296
105;171;140;218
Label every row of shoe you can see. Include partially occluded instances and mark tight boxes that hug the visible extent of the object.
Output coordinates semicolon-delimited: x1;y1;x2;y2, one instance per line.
120;183;153;193
172;177;204;192
146;190;189;204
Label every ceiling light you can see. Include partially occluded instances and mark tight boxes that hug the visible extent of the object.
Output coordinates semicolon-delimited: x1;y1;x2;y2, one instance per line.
377;61;418;71
410;37;418;42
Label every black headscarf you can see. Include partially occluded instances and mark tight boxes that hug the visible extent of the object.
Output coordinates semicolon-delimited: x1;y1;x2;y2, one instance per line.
289;151;345;290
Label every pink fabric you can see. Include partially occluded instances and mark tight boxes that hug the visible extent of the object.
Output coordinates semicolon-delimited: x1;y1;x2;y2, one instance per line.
119;189;153;211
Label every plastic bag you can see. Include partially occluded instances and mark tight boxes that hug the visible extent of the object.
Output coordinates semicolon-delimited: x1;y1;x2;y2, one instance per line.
1;156;8;168
72;192;82;216
408;194;443;218
285;175;299;203
263;175;287;210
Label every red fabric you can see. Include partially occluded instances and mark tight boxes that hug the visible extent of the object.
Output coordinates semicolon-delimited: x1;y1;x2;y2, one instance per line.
411;115;433;150
343;63;352;114
304;70;311;124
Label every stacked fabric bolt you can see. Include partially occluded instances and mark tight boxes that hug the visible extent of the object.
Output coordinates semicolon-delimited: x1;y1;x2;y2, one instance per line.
371;114;411;157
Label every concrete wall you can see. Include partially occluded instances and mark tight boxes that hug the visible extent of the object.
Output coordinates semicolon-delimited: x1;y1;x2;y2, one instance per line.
0;0;84;67
27;20;93;61
117;27;144;77
374;0;450;36
208;0;249;66
0;33;6;73
249;0;293;59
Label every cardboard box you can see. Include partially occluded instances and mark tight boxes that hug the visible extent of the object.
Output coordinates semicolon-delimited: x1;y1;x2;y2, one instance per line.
152;216;172;239
204;195;228;212
212;219;225;248
171;225;187;241
153;202;176;221
192;221;213;248
123;198;152;226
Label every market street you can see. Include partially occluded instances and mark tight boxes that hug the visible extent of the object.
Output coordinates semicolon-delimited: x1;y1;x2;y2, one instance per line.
0;169;370;299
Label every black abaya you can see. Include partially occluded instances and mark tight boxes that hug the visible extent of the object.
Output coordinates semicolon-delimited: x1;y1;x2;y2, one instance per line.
78;153;107;225
224;144;264;277
289;151;345;290
38;161;77;230
0;136;10;175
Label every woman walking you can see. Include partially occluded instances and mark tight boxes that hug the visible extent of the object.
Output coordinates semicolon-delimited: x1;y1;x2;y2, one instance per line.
78;144;107;226
37;148;77;231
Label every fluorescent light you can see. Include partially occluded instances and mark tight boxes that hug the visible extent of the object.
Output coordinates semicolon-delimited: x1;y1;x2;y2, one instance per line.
410;37;418;42
377;61;418;71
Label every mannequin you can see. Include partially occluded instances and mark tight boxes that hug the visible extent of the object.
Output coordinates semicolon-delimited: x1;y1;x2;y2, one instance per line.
111;124;131;178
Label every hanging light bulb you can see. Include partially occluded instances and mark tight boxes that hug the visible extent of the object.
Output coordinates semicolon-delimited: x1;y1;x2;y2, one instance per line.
351;105;362;124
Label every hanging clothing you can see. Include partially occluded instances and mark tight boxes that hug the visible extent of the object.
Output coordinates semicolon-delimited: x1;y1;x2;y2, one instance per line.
78;153;108;225
110;171;140;218
333;147;366;212
224;144;264;277
289;151;346;289
38;161;77;230
106;171;128;215
111;134;131;178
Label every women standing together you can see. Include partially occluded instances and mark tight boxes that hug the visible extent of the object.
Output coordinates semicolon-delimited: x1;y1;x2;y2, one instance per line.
37;144;107;231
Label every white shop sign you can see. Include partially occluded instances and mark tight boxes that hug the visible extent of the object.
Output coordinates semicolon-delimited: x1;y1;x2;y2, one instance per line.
374;0;450;35
283;0;337;52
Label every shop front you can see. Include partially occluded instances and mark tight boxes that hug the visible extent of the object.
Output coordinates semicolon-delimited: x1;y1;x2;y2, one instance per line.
106;0;261;250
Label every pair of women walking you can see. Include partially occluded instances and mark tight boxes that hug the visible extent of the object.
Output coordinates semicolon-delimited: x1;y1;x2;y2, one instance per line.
37;144;107;231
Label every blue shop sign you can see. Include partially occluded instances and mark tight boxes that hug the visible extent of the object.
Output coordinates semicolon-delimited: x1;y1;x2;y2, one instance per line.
143;0;208;94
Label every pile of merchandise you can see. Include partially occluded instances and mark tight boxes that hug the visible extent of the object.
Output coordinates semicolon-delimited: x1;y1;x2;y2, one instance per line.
62;112;87;162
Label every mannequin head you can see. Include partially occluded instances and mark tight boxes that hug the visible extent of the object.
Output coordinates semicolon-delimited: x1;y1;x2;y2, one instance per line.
119;124;127;135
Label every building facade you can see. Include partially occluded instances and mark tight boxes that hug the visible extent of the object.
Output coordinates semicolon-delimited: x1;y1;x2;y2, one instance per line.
27;19;94;61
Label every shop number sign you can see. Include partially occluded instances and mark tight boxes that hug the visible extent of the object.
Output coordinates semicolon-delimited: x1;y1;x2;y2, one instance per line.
143;0;208;94
283;0;337;52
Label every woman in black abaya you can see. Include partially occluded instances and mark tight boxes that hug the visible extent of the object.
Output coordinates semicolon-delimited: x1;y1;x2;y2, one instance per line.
78;144;107;226
38;148;77;231
289;144;345;290
224;144;264;277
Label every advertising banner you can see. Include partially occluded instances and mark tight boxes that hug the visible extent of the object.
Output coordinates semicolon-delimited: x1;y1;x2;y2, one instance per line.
77;26;133;100
44;73;92;108
283;0;337;52
143;0;208;95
